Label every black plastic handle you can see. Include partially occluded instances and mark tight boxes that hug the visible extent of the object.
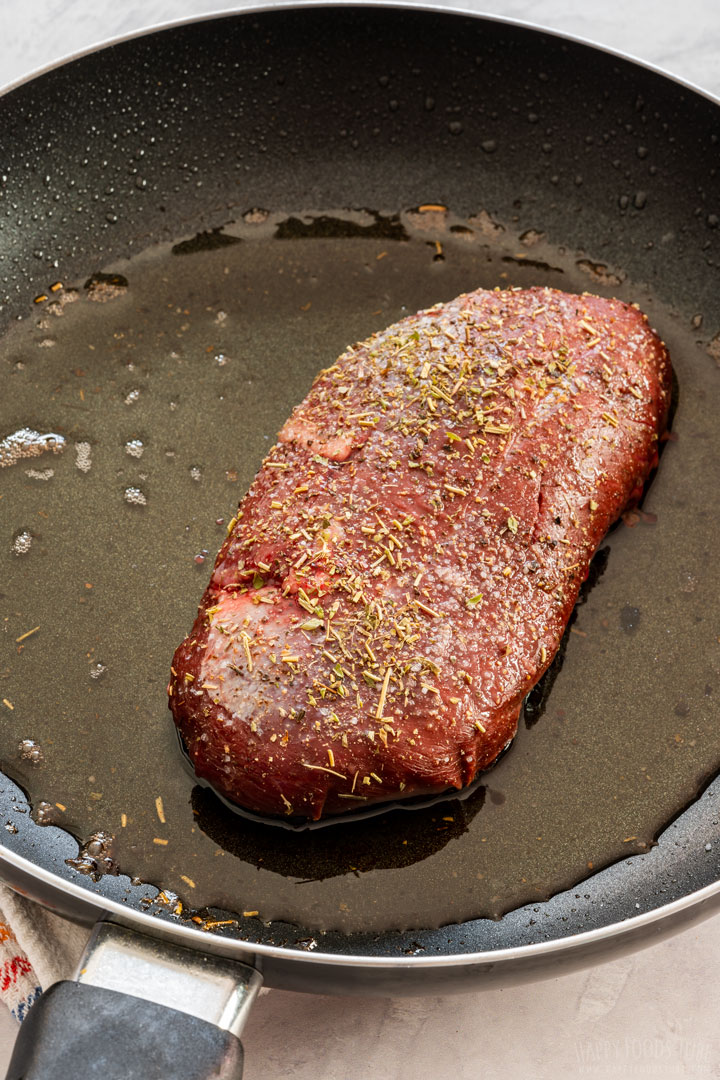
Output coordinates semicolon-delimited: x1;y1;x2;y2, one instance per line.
6;980;244;1080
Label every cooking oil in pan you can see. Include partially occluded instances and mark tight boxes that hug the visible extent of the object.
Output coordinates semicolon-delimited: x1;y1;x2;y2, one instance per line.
0;208;718;935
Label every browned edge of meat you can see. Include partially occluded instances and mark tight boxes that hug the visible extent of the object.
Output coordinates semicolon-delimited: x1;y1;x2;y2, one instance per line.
168;286;672;820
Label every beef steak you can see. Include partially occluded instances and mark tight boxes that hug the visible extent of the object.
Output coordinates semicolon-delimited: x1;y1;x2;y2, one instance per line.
168;286;672;820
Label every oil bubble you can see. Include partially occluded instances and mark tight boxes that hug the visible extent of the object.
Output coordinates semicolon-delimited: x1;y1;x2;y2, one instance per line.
620;605;641;633
75;442;92;473
18;739;44;764
243;208;269;224
125;439;144;458
34;801;57;826
85;273;127;301
11;529;32;556
66;831;117;879
124;486;147;506
0;428;65;468
89;662;107;680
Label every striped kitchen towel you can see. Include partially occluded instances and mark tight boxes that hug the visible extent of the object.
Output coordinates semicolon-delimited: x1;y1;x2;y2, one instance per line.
0;917;40;1022
0;883;88;1022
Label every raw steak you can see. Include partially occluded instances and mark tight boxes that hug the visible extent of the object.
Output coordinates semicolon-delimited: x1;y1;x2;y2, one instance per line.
168;286;672;820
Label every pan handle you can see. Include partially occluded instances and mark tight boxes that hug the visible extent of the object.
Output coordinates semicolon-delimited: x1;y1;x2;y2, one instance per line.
4;921;262;1080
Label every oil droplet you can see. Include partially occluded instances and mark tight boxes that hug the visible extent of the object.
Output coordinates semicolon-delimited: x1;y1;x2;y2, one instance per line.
124;486;147;506
576;259;624;287
75;441;92;473
468;210;504;238
125;439;144;458
634;191;647;210
706;334;720;366
520;229;545;247
194;549;209;564
11;529;32;556
481;139;497;153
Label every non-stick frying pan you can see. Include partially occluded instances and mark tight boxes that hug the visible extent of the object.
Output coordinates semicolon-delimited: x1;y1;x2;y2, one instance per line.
2;5;720;1077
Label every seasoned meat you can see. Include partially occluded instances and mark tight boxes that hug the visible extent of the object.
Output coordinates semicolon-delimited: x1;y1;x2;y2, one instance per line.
168;286;672;820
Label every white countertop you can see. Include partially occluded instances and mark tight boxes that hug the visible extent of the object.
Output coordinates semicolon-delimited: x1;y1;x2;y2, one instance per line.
2;2;720;1078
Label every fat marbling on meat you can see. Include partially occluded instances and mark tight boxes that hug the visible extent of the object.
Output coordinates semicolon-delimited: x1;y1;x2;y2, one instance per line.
168;286;672;820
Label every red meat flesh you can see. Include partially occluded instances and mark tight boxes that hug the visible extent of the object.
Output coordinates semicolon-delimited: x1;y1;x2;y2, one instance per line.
168;286;672;820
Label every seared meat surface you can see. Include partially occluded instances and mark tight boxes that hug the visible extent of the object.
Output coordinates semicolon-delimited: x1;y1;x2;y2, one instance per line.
169;286;672;820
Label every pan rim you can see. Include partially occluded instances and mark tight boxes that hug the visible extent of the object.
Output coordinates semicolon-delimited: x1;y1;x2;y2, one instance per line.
2;841;720;968
2;0;720;968
1;0;719;113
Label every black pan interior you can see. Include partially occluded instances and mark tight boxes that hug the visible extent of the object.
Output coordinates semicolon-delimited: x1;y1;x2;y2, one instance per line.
2;5;720;957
